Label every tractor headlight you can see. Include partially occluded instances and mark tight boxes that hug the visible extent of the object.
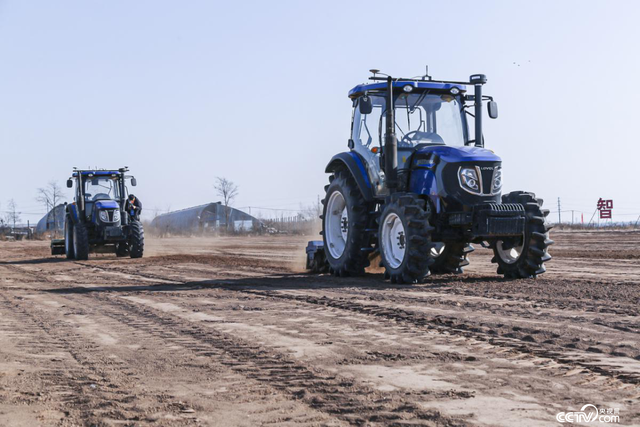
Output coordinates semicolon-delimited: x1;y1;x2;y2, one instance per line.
491;167;502;194
99;210;109;222
459;167;481;195
112;209;121;223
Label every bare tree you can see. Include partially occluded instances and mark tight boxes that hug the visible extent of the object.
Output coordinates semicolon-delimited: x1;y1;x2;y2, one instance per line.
214;177;239;231
5;199;21;229
36;181;65;237
298;199;322;222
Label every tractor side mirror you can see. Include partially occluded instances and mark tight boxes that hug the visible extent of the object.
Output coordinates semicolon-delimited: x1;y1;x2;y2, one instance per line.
131;178;137;187
358;96;373;115
488;101;498;119
66;179;73;188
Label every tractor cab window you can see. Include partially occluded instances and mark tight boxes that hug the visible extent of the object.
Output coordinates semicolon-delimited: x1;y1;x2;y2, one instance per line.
351;95;387;192
83;177;120;201
390;93;467;147
352;92;467;150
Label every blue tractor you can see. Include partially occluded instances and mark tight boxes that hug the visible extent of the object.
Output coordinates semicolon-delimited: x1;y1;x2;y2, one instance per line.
310;70;553;282
51;167;144;260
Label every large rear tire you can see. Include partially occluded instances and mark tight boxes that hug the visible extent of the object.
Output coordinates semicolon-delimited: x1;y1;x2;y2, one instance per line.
64;216;75;259
429;242;474;274
491;191;553;278
321;170;372;276
129;221;144;259
73;222;89;261
379;193;433;284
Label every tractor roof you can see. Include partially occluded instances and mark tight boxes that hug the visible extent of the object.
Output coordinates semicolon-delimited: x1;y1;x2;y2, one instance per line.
72;170;123;177
348;81;466;99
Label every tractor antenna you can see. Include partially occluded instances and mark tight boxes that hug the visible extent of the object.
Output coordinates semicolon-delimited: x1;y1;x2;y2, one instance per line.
369;69;380;79
423;65;432;81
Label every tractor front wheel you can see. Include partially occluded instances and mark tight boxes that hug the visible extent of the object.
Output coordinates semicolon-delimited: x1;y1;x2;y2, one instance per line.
379;194;433;284
129;221;144;259
321;170;372;276
115;242;129;257
491;191;553;278
429;242;474;274
73;222;89;261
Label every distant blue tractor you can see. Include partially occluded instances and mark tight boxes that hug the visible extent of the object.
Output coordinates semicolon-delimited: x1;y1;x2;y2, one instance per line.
51;167;144;260
308;70;553;282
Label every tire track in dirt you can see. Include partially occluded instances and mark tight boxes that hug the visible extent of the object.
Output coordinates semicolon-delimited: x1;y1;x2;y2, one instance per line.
1;264;353;426
54;261;640;387
0;292;172;425
233;289;640;386
80;291;469;427
7;261;470;425
339;287;640;335
10;255;640;417
295;287;640;358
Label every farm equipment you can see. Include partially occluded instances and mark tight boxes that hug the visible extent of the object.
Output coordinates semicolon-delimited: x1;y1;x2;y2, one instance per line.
307;69;553;282
51;167;144;260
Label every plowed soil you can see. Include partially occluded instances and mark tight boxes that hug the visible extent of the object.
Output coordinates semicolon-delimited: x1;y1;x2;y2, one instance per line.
0;231;638;426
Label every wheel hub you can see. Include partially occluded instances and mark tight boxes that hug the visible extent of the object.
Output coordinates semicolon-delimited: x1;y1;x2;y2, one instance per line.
430;242;446;258
325;191;348;259
495;238;524;264
381;212;406;269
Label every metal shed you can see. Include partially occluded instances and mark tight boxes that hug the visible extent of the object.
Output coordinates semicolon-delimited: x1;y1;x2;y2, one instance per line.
151;202;261;234
35;204;66;236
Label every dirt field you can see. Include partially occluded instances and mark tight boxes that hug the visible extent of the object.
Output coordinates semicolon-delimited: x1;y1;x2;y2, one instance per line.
0;231;638;426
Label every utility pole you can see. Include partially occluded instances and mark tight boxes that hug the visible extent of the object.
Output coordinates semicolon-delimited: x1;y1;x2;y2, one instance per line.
571;210;574;225
557;197;561;224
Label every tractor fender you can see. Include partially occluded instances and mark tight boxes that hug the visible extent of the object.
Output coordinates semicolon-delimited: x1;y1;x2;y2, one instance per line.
325;152;374;202
67;203;80;224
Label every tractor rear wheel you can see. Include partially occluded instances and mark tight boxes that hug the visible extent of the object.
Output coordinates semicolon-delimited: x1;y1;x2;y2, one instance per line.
321;170;372;276
379;193;433;284
429;242;474;274
64;216;75;259
73;222;89;261
491;191;553;278
129;221;144;259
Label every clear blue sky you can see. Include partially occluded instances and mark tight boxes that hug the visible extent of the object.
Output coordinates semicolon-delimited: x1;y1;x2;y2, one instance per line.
1;0;638;224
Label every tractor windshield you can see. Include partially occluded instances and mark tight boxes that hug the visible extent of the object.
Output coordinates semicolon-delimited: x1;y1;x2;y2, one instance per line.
393;92;466;147
352;92;467;149
83;177;121;201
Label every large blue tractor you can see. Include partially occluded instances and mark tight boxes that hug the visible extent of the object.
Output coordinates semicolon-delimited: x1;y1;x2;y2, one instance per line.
51;167;144;260
308;70;553;282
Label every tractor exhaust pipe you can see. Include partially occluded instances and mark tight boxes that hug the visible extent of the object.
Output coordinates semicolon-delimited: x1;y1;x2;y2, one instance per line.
384;76;398;191
471;74;487;147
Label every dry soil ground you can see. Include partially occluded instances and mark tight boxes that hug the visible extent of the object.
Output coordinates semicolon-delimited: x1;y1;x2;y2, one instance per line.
0;231;638;426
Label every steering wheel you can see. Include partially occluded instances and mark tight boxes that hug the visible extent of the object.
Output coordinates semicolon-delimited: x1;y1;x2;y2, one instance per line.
401;131;444;146
92;193;111;201
400;131;421;146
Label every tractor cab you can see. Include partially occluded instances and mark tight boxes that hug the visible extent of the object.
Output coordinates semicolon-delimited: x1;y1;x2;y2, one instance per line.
348;77;496;198
67;169;137;221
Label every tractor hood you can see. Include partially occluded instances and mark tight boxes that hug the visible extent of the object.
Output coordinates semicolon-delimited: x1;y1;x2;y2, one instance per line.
415;145;501;163
95;200;119;209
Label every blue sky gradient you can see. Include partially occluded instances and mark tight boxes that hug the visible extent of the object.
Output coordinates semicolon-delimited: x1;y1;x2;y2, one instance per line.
1;1;638;224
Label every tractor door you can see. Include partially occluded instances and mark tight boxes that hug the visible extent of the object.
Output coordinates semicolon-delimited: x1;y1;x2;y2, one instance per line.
351;95;386;196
